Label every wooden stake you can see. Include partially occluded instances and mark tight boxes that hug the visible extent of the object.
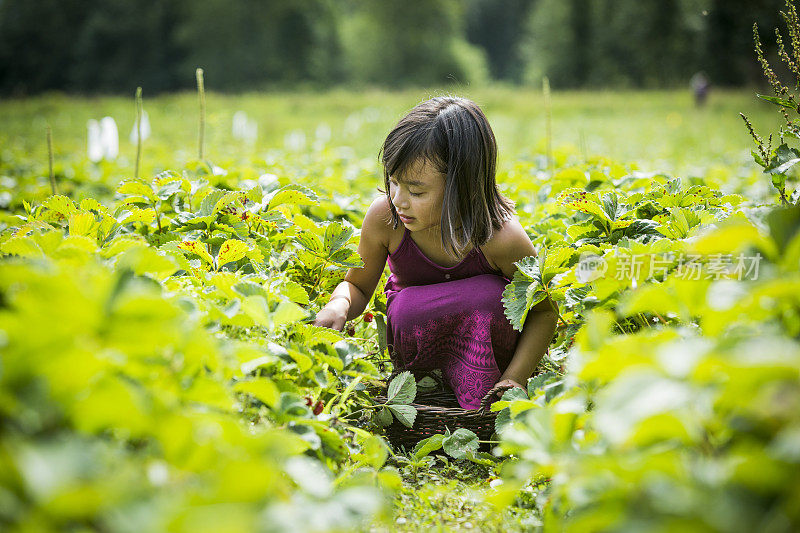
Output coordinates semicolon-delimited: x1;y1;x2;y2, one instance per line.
135;87;143;179
543;76;553;175
46;125;57;195
196;68;205;160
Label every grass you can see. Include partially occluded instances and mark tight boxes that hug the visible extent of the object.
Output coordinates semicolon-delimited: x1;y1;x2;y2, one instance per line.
0;87;783;184
369;454;546;532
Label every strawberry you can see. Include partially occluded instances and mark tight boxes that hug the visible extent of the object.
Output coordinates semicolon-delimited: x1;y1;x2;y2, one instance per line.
304;396;313;407
347;326;355;336
313;400;324;416
363;312;374;323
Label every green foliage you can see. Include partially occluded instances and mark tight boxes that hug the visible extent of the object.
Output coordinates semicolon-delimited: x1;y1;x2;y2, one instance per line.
0;161;399;530
0;88;797;530
743;0;800;206
490;166;800;529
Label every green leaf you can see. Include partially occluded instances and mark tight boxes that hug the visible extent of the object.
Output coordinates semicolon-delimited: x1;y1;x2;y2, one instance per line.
387;404;417;428
233;281;268;299
387;370;416;404
465;451;496;466
757;93;799;110
233;378;279;408
280;280;309;305
68;212;96;237
42;195;77;217
502;256;549;332
494;408;512;434
442;428;479;460
356;434;388;468
212;191;241;215
601;192;620;220
266;184;318;210
377;406;393;427
198;189;226;216
328;247;364;268
527;372;557;397
1;235;43;258
501;387;529;402
117;179;156;201
241;295;271;328
283;347;312;373
503;277;535;332
767;144;800;175
323;221;353;256
177;240;213;265
558;188;610;221
217;239;248;268
273;300;307;328
297;231;324;256
412;434;445;459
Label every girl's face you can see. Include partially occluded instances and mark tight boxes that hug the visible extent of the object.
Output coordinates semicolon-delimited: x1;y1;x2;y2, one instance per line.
389;158;446;235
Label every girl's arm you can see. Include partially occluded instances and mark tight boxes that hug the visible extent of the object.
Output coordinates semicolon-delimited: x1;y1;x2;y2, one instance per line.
486;218;559;389
312;196;391;330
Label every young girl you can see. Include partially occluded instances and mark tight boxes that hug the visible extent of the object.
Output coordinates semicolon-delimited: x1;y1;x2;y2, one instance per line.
313;96;558;409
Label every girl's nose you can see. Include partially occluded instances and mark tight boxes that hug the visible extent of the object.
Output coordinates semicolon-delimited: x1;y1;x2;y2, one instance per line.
391;188;409;209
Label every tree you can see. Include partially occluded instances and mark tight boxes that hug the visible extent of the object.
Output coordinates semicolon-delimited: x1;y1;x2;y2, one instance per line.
464;0;535;83
339;0;488;87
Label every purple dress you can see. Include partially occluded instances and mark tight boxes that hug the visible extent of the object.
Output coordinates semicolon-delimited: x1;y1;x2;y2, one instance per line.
384;228;521;409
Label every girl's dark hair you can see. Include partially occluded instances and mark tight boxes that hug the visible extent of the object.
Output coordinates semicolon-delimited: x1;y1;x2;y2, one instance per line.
378;96;515;259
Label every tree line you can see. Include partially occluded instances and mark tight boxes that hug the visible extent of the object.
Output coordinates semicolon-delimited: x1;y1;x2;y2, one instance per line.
0;0;786;95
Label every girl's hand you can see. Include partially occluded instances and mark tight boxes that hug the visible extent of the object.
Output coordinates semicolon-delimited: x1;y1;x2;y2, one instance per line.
479;378;525;411
312;305;347;331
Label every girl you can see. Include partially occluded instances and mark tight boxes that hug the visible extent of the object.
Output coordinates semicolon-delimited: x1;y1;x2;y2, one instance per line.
313;96;558;409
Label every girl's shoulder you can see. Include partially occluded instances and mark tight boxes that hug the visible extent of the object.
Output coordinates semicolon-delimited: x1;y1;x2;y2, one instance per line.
362;195;402;252
481;216;537;278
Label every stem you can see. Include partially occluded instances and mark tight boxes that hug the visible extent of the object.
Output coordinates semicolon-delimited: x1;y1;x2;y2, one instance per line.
579;128;587;163
543;76;553;175
134;87;143;180
779;186;790;206
46;125;57;195
542;287;566;327
309;258;329;296
153;202;162;232
340;405;381;419
196;68;206;160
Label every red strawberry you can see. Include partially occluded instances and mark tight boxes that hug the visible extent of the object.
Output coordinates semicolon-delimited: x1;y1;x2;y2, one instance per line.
313;400;324;415
363;312;374;323
304;397;313;407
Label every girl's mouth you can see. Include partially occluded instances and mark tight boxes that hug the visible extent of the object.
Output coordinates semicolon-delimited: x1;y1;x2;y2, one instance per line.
398;214;415;223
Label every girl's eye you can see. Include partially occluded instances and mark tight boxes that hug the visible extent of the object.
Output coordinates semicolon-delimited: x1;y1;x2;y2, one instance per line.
410;192;422;197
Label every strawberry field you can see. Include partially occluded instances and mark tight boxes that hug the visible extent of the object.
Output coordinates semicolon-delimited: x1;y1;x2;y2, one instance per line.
1;85;799;532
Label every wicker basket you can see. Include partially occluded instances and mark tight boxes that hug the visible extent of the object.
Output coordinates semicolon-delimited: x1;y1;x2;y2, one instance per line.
374;370;498;452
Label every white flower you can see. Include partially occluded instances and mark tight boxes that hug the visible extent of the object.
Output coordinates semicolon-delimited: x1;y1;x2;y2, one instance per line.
99;116;118;160
232;111;257;145
284;129;306;152
87;119;102;162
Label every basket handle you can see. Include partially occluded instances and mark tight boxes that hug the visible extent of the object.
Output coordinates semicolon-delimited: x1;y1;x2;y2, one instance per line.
479;382;519;412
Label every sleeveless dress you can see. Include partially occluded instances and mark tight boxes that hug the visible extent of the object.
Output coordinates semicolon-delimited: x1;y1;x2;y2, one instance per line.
384;228;521;409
